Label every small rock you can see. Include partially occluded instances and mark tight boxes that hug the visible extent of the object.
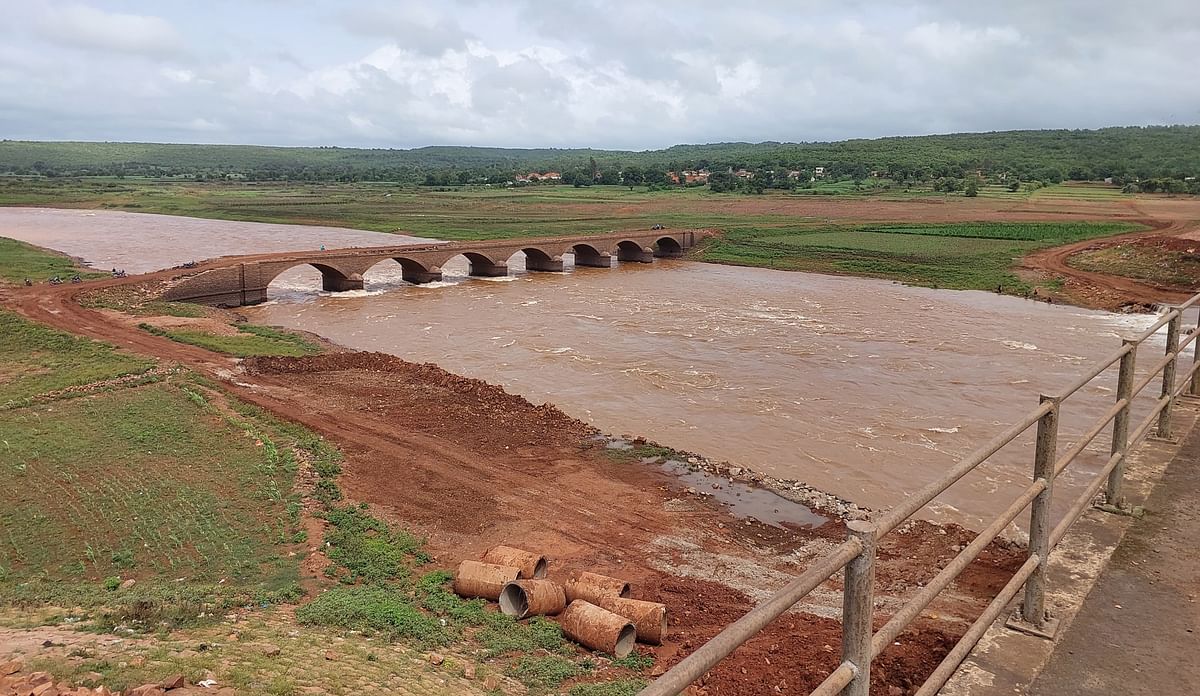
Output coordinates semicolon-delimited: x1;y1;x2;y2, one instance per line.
127;686;165;696
30;681;58;696
427;653;444;666
728;467;743;476
650;663;668;677
888;686;904;696
226;633;239;643
462;663;476;679
261;644;282;657
120;579;136;590
160;674;185;689
30;672;53;685
323;650;337;661
483;675;500;690
0;659;21;675
128;656;146;668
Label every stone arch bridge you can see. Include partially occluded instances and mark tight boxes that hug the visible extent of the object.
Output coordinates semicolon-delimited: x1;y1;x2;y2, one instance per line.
162;230;698;307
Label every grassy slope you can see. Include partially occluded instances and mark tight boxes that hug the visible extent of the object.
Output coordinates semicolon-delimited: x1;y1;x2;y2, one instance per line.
0;309;154;407
0;237;106;283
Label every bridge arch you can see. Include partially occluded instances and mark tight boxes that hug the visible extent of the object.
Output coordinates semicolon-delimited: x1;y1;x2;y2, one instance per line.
263;261;363;294
615;239;654;264
363;256;443;285
570;243;611;269
511;246;565;273
653;236;684;258
441;251;509;278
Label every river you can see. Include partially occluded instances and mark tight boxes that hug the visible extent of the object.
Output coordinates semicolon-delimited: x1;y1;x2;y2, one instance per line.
2;208;1168;527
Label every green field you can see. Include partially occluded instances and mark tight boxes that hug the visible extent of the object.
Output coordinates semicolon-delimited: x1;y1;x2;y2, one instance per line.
0;237;106;283
697;221;1143;291
139;322;322;357
0;309;155;407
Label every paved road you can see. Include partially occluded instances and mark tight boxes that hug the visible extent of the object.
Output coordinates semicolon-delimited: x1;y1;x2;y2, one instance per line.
1029;425;1200;695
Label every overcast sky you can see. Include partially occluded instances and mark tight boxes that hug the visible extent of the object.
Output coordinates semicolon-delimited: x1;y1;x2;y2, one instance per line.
1;1;1197;150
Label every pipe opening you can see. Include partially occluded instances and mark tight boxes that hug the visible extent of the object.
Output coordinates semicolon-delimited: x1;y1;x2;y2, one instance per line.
499;583;529;618
614;624;637;658
533;558;548;578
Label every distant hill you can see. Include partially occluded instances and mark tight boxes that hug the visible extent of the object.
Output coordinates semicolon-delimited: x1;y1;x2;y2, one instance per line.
2;125;1198;183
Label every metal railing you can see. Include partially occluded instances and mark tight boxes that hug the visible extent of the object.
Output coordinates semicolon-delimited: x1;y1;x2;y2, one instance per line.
639;292;1200;696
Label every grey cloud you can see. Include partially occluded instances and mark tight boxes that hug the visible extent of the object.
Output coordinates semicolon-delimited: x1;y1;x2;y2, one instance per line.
0;0;1196;148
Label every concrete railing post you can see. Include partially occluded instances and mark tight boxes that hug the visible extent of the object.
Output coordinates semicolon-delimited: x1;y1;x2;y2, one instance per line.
841;521;878;696
1158;310;1182;438
1107;341;1137;507
1191;310;1200;396
1023;395;1060;626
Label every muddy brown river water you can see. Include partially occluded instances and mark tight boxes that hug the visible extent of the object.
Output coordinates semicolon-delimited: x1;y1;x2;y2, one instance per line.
2;208;1170;528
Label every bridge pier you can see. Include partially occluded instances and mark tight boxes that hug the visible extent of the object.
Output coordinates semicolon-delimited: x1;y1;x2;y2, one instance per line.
402;268;443;284
469;261;509;277
618;245;655;263
572;249;612;268
524;255;565;272
322;272;364;292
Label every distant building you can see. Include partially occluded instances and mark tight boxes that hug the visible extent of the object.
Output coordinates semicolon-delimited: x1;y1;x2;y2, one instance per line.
813;166;826;178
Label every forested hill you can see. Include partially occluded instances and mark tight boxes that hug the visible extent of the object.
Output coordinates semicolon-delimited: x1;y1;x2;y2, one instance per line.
2;125;1197;183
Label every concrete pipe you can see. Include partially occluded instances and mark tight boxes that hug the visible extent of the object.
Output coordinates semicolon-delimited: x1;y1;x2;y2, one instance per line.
482;545;548;579
453;560;520;601
560;600;637;658
597;596;668;645
564;571;631;604
499;579;567;619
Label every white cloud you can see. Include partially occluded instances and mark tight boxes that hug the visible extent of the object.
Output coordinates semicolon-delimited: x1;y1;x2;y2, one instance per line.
35;3;184;58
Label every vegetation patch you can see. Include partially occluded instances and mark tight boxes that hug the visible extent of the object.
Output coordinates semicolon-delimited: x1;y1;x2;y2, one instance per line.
0;237;105;284
139;322;321;357
568;679;651;696
0;309;154;407
508;655;586;692
295;586;446;643
0;381;307;605
698;221;1143;292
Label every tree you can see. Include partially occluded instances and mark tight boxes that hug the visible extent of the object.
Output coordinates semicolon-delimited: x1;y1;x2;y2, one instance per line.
964;179;979;197
622;166;644;189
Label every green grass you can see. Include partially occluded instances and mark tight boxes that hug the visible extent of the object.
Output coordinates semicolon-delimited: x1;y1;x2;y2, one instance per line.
0;382;304;599
0;309;155;407
0;237;105;284
295;586;446;643
509;655;586;692
139;322;321;357
698;220;1143;292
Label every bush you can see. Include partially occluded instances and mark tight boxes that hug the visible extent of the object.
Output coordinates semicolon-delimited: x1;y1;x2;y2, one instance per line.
295;586;447;643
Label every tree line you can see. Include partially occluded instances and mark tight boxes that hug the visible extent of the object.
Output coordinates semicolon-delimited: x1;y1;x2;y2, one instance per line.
2;125;1198;189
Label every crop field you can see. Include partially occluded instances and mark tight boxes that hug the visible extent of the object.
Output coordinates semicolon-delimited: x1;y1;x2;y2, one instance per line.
698;220;1143;291
0;309;155;407
0;379;307;599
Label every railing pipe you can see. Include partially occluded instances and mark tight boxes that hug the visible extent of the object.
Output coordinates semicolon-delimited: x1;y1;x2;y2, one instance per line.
808;663;856;696
1052;343;1132;400
913;555;1040;696
635;539;864;696
871;478;1044;657
1053;398;1126;478
840;521;878;696
1157;309;1182;438
1022;395;1059;626
874;401;1052;536
1133;307;1180;343
1052;450;1125;547
1107;341;1137;506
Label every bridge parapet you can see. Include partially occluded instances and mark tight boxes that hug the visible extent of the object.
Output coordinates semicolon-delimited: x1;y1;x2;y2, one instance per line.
161;229;700;307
